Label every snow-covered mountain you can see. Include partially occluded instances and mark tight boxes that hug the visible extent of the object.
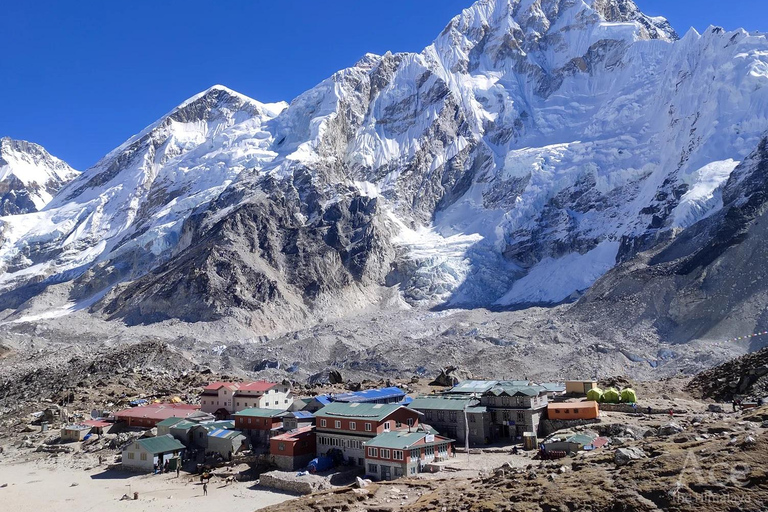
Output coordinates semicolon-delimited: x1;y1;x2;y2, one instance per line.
2;0;768;339
0;137;78;215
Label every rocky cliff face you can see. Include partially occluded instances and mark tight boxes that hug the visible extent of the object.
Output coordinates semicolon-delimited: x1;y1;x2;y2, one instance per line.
0;138;78;215
2;0;768;344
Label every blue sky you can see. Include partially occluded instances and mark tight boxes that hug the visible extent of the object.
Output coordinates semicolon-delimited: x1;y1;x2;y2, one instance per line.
1;0;766;170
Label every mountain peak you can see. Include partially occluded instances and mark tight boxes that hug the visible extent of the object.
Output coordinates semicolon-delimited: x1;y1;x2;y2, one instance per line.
0;137;78;214
432;0;676;73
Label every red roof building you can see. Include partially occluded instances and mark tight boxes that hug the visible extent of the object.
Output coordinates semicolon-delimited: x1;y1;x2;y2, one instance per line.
201;381;294;417
269;426;317;470
115;404;200;428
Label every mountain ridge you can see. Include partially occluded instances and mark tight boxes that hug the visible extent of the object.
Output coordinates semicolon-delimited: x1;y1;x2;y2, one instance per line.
1;0;768;370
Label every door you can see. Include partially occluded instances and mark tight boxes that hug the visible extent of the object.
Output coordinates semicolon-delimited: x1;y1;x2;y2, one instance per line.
381;465;391;481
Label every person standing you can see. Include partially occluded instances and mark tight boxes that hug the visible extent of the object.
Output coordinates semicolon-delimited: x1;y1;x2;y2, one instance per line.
176;463;180;478
203;482;208;496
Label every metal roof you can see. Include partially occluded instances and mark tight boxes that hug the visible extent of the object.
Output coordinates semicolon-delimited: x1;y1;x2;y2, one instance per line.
364;431;453;450
292;411;314;419
484;384;547;397
195;420;235;432
449;380;499;394
316;402;409;421
408;397;480;411
155;417;185;428
540;383;566;392
208;429;243;440
331;387;406;403
169;420;196;431
233;408;284;418
133;434;185;454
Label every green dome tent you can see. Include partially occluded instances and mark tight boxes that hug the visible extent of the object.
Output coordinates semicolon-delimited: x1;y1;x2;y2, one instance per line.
586;387;604;402
603;387;621;404
621;388;637;403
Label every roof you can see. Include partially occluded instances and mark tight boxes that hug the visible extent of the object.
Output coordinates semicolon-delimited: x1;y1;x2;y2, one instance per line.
194;420;236;432
115;403;200;422
331;387;406;403
62;424;92;431
409;397;480;411
237;381;277;392
169;420;196;431
540;383;566;392
449;381;498;394
548;401;599;410
132;434;185;454
565;434;598;445
203;382;239;391
233;408;284;418
290;411;315;419
156;417;185;428
82;420;111;428
271;426;315;442
566;380;598;384
316;402;412;421
484;384;546;397
364;431;452;450
208;429;244;440
314;396;332;405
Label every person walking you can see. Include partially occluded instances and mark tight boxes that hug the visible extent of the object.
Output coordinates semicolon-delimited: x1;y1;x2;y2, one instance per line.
176;463;180;478
203;482;208;496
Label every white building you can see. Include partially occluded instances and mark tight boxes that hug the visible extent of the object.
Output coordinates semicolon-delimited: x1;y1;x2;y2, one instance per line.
200;381;294;417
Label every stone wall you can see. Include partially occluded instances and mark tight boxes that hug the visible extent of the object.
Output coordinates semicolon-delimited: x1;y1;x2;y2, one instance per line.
259;470;331;495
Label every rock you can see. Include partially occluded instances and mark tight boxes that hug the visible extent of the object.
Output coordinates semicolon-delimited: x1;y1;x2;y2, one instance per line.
708;404;724;413
328;370;344;385
558;466;567;474
658;423;684;436
742;435;757;446
615;447;646;466
355;477;371;488
429;366;472;387
254;359;280;371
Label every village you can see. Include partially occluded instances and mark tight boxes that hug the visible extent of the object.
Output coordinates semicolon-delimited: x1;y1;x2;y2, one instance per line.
3;363;763;512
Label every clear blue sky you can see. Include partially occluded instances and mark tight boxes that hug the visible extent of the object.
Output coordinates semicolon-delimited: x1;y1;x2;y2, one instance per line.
1;0;766;170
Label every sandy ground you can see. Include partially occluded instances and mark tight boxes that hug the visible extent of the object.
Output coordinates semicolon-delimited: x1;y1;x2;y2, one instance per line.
0;456;296;512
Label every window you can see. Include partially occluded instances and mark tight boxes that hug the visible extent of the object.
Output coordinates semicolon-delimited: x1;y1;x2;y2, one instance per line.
410;465;416;475
396;421;402;428
248;418;252;424
425;411;433;420
224;390;227;394
394;467;402;477
265;402;270;406
278;443;285;451
202;400;206;405
437;411;445;421
517;412;525;422
140;453;147;461
407;418;414;427
349;422;356;430
410;449;419;460
469;414;476;423
381;449;391;459
383;421;391;431
393;450;403;460
236;402;240;406
368;447;378;457
449;411;457;422
358;458;364;466
127;452;135;460
368;464;378;474
365;423;372;432
285;399;288;404
335;420;341;429
320;419;327;428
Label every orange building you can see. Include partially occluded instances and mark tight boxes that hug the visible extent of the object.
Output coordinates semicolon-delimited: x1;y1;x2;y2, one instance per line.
547;401;599;420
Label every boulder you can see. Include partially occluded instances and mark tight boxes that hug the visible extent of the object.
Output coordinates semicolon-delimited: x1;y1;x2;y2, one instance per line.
615;447;646;466
328;371;344;385
708;404;724;413
429;366;472;387
658;423;684;436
